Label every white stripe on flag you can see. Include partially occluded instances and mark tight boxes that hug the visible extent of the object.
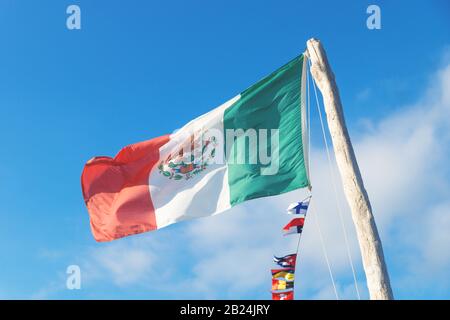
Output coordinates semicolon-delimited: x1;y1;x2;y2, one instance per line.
149;95;240;229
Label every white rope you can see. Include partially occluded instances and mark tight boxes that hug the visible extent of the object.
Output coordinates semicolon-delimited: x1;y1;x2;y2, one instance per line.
305;60;338;300
308;59;361;300
311;203;339;300
307;56;311;182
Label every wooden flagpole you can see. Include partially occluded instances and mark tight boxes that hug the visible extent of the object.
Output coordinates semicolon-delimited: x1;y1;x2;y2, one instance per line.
305;38;394;300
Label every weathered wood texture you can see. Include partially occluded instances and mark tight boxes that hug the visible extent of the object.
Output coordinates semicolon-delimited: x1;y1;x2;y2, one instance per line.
306;38;394;300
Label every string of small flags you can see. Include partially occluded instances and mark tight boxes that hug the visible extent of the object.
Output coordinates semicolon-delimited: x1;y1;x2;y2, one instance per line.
271;196;311;300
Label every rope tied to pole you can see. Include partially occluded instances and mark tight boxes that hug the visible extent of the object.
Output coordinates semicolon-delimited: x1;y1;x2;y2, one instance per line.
308;56;361;300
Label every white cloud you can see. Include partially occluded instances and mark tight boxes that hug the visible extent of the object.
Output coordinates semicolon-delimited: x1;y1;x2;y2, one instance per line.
71;59;450;300
177;60;450;299
91;245;153;286
79;237;160;287
355;88;371;102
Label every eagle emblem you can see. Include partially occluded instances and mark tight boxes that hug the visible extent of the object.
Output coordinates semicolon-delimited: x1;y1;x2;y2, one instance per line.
157;134;218;180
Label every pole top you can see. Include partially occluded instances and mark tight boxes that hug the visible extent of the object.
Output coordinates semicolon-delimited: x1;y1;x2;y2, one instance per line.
306;38;325;69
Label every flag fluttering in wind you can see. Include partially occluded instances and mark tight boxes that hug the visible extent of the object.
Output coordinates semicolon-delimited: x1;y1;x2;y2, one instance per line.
272;279;294;291
272;291;294;300
271;268;295;281
271;197;311;300
286;198;310;216
273;254;297;268
282;218;305;236
81;55;310;242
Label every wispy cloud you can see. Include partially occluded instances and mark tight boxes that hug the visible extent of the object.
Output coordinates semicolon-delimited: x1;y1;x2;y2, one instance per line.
88;244;154;286
178;59;450;299
39;58;450;300
355;88;371;102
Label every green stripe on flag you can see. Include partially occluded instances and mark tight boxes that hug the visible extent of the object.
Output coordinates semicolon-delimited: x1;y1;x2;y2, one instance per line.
224;54;309;205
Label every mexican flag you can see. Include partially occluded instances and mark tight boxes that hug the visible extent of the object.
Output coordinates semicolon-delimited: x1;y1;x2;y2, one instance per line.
81;54;310;242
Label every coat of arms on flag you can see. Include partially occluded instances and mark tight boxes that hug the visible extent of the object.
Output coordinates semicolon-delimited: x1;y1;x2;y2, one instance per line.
157;133;218;181
81;54;310;242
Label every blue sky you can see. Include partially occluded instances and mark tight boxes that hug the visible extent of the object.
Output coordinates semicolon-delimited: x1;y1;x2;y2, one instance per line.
0;1;449;299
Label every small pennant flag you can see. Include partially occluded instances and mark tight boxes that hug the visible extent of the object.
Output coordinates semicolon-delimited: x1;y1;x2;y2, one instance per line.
273;254;297;268
271;268;295;281
272;290;294;300
272;279;294;291
282;218;305;236
287;198;310;216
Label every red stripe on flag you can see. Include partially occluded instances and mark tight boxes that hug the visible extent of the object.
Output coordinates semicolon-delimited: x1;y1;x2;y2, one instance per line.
81;135;170;242
272;290;294;300
282;217;305;231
